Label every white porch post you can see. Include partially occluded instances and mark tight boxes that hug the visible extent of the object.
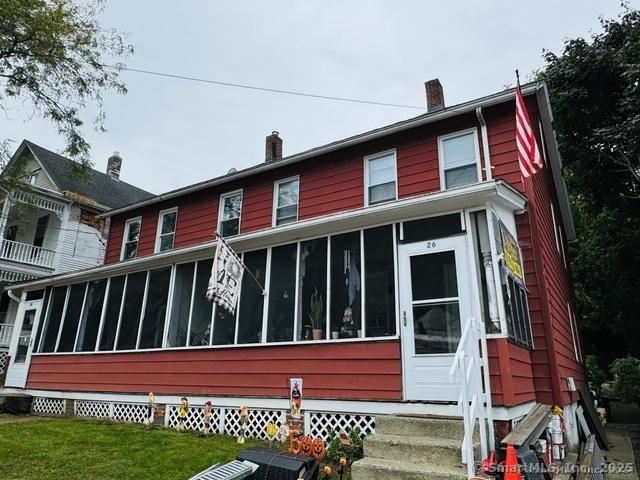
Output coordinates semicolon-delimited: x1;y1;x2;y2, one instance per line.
0;197;12;241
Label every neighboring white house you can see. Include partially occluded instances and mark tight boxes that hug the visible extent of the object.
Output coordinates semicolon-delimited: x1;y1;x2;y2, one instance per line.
0;140;152;375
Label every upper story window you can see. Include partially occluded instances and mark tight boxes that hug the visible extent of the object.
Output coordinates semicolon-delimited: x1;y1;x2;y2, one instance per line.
438;129;481;189
218;191;242;237
365;150;397;205
121;217;141;260
155;208;177;253
274;177;299;226
29;173;38;185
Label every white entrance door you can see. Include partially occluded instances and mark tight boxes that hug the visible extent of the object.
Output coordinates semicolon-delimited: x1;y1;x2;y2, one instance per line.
399;235;471;401
5;300;43;388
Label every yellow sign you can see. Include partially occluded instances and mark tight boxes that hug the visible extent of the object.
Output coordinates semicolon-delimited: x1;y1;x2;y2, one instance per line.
499;222;524;281
266;422;279;439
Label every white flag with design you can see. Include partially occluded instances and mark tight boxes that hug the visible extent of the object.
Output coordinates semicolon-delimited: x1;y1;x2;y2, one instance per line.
206;237;244;314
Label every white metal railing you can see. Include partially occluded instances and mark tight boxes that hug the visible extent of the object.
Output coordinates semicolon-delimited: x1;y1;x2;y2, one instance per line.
0;239;55;269
449;317;495;477
0;323;14;348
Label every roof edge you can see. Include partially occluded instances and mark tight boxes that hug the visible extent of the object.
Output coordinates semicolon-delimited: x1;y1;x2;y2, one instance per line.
97;82;542;219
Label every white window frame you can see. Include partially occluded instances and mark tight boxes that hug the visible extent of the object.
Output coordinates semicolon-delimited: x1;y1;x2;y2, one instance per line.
273;176;300;226
217;190;243;237
550;202;560;253
120;217;142;261
364;149;398;206
437;127;482;191
154;207;178;253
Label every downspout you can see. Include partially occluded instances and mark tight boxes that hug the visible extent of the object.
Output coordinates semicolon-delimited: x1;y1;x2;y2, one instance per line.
476;107;493;181
6;288;20;304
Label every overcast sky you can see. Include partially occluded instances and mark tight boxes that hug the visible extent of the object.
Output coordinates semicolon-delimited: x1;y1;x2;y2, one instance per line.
0;1;629;195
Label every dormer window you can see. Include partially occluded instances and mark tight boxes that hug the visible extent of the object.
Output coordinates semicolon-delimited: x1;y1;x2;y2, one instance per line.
274;177;299;226
121;217;141;260
438;129;481;189
218;191;242;237
29;173;38;185
365;150;397;205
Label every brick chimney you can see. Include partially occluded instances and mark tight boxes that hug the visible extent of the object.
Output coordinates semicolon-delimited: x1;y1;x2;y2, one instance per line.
107;151;122;180
425;79;445;112
265;131;282;162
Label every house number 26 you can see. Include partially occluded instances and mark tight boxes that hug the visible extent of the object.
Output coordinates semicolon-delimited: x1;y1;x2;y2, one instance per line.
425;241;436;248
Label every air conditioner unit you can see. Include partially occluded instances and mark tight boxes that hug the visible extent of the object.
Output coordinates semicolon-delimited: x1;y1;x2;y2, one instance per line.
236;447;319;480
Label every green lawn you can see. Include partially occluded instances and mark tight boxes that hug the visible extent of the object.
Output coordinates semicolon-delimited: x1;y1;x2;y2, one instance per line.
0;416;267;480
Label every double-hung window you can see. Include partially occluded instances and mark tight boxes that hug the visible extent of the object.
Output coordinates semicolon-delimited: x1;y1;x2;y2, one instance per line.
439;129;481;189
121;217;141;260
274;177;299;226
155;208;177;253
365;150;397;205
219;191;242;237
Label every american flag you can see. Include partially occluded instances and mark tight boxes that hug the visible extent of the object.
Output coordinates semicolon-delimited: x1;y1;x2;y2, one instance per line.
515;83;543;178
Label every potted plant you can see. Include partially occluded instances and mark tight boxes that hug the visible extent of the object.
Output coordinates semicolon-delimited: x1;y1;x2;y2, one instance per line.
309;288;324;340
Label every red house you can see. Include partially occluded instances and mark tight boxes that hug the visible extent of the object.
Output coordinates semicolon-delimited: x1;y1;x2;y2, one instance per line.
1;80;584;471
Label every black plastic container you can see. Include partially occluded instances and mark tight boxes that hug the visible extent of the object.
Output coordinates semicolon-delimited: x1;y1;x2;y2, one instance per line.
236;447;318;480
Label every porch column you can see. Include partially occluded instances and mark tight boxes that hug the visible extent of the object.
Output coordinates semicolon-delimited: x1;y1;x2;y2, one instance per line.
477;215;501;330
0;197;12;241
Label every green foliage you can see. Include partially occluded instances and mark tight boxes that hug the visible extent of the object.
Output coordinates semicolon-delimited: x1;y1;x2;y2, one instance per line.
585;354;607;393
540;5;640;367
0;0;133;188
348;427;363;460
0;417;265;479
610;357;640;405
324;427;364;465
309;287;324;330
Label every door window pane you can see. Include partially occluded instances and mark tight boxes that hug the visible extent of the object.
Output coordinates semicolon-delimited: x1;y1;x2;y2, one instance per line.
412;302;461;354
441;132;478;189
116;271;147;350
237;249;267;344
410;251;458;301
330;232;361;338
57;283;86;352
189;259;213;346
166;262;195;348
75;280;107;352
220;192;242;237
99;276;125;351
364;226;396;337
139;267;171;349
298;238;327;341
40;286;67;352
267;243;297;342
15;309;36;362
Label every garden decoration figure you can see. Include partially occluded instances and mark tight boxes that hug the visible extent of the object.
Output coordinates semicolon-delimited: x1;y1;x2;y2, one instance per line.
202;401;213;434
176;397;189;432
339;307;356;338
290;379;302;418
237;405;249;444
145;392;155;426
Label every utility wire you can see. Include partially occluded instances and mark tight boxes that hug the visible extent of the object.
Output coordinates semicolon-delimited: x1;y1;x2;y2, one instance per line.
104;64;426;110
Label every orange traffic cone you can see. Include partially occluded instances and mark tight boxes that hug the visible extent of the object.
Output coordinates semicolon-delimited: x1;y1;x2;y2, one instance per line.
504;444;522;480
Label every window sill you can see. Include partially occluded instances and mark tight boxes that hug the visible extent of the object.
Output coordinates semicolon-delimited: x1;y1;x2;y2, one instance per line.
33;334;400;356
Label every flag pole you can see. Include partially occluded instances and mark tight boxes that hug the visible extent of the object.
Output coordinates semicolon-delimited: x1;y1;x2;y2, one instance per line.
215;232;266;295
515;69;520;87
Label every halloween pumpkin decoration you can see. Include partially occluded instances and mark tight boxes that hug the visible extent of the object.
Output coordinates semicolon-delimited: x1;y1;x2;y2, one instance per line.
311;436;325;460
288;429;301;454
300;435;313;456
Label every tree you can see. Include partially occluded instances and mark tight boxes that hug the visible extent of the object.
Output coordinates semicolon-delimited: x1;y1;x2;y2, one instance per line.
540;5;640;367
0;0;132;187
610;357;640;406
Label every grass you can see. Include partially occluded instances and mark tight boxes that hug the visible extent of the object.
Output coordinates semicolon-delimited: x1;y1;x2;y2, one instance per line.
0;416;266;480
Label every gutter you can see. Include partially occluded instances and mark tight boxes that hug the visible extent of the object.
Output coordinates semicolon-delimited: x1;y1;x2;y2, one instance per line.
97;83;542;219
475;107;493;181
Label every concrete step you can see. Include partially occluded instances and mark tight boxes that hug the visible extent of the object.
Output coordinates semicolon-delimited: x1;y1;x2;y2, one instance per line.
365;433;468;469
376;415;466;440
351;457;467;480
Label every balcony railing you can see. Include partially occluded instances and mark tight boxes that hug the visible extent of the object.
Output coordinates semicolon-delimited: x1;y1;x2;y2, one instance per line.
0;323;14;349
0;239;55;269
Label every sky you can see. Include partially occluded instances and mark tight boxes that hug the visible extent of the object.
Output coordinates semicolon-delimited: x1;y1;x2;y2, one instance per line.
0;1;631;195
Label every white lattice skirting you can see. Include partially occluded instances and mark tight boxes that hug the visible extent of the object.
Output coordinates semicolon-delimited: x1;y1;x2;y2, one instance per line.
0;352;8;376
30;396;376;441
32;397;65;416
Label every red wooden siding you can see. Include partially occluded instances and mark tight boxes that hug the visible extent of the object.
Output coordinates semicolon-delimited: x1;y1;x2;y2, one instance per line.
487;338;536;407
27;340;402;401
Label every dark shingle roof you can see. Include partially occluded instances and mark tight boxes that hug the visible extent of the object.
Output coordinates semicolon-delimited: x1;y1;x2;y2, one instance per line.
24;141;154;210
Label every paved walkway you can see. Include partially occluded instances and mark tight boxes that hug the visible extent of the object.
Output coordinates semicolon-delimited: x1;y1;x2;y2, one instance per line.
606;424;639;480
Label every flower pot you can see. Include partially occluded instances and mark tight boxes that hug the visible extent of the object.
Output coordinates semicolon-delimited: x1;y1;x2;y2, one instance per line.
312;329;324;340
331;331;339;340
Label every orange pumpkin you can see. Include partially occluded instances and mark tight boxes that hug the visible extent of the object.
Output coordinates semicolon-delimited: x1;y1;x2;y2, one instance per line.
300;435;313;456
311;436;325;460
